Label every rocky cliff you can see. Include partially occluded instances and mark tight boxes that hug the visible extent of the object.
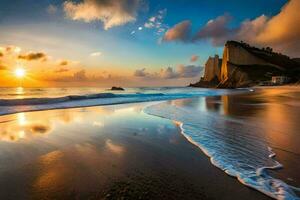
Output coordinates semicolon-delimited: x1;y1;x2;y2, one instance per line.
190;41;300;88
203;55;222;82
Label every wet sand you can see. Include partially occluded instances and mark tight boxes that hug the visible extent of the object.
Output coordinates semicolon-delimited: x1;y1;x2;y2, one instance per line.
0;101;271;199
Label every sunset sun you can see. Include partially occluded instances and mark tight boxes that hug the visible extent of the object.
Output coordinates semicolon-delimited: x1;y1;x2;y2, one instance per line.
15;68;25;78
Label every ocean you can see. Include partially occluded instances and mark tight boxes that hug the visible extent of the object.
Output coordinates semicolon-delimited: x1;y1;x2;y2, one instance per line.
0;87;242;115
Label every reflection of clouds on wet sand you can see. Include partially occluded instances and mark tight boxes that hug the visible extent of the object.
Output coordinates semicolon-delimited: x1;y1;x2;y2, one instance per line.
34;150;66;190
30;124;50;134
0;103;145;142
32;141;127;197
105;139;125;155
113;107;136;114
93;121;104;127
0;112;52;142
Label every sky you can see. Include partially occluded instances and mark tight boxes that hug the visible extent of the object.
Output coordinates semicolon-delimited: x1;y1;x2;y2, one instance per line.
0;0;298;87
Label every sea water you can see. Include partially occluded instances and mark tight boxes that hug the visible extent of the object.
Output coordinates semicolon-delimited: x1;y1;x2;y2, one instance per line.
0;87;241;115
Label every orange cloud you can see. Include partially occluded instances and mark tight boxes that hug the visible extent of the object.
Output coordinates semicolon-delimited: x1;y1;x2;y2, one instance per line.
0;63;7;70
60;60;68;66
54;68;69;73
163;20;191;42
18;52;47;61
190;55;199;62
2;46;21;54
247;0;300;56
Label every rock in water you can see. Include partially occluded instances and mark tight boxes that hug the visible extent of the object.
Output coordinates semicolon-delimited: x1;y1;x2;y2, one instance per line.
111;86;125;91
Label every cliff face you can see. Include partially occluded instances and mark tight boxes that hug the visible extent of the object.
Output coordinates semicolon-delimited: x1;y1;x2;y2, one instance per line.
220;42;280;81
203;55;222;82
218;41;284;87
190;41;300;88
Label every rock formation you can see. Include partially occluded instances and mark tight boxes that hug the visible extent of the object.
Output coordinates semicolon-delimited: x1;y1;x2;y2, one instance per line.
190;41;300;88
203;55;222;82
111;86;125;91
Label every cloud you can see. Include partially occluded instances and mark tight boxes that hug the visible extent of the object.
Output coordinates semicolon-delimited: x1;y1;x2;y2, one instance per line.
193;14;234;46
47;69;131;86
0;58;8;70
49;69;96;82
134;65;203;79
47;4;57;14
255;0;300;45
3;46;21;54
238;0;300;56
133;68;148;77
59;60;68;66
176;65;203;78
190;55;199;62
235;15;267;43
18;52;46;61
159;67;178;79
143;9;168;35
63;0;140;30
0;52;3;57
163;14;233;45
0;63;7;70
163;20;191;42
73;69;87;81
90;51;102;57
54;68;69;73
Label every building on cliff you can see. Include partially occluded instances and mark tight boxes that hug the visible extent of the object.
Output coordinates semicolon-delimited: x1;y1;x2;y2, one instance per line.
190;41;300;88
271;76;289;85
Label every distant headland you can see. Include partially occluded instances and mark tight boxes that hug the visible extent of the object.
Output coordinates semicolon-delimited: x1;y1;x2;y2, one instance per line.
190;41;300;88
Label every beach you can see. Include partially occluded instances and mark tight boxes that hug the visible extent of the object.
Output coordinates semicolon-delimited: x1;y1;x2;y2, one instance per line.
0;87;299;199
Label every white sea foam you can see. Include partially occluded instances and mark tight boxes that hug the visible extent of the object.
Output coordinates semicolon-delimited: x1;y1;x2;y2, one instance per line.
144;101;300;200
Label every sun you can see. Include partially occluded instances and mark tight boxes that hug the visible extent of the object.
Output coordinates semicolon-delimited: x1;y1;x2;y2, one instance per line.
15;68;26;78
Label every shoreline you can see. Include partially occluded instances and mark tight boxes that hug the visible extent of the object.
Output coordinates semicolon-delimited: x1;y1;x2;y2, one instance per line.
0;101;271;200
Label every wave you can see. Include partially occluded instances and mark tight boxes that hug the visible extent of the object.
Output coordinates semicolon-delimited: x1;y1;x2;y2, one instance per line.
0;89;245;115
0;93;125;106
144;102;300;200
